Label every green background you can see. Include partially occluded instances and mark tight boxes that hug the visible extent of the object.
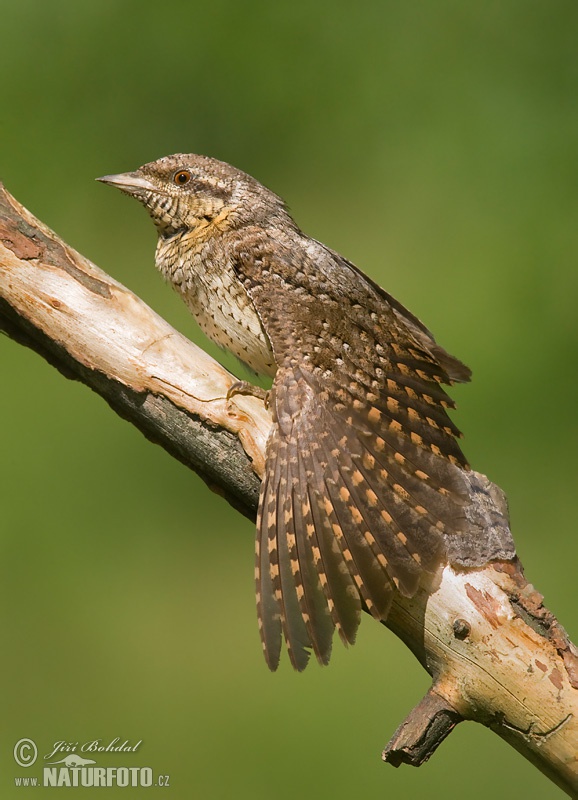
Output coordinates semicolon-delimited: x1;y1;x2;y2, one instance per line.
1;2;576;798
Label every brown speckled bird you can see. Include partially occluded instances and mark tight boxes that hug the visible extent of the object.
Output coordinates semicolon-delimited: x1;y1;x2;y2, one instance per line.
98;154;472;671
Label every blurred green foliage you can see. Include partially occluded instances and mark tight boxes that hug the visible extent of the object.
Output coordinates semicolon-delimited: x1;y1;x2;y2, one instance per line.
1;1;576;797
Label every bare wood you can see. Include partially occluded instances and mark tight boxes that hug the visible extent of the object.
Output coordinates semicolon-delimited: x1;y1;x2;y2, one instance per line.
1;184;577;795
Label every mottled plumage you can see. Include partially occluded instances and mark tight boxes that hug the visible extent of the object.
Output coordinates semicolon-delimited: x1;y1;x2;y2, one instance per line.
98;154;472;671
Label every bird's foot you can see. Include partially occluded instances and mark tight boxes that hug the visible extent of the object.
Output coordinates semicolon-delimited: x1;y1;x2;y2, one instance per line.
227;380;270;409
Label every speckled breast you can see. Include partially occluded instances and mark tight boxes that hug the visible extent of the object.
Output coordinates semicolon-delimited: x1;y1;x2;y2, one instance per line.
155;234;277;377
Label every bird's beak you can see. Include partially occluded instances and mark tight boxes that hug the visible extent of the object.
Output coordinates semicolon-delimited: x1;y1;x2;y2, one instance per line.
96;172;156;193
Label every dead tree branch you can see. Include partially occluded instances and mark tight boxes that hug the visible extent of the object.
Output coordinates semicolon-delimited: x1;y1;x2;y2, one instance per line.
1;184;577;796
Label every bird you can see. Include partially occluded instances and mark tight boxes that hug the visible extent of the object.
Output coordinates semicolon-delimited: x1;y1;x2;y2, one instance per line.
98;154;472;672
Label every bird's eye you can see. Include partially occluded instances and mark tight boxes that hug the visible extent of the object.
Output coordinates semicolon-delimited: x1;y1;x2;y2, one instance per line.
174;170;191;186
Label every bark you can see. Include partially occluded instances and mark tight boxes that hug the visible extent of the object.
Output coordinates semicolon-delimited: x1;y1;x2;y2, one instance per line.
1;183;577;796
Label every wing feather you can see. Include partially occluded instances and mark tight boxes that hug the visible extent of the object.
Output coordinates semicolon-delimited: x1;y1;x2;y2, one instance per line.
289;451;334;665
256;435;283;670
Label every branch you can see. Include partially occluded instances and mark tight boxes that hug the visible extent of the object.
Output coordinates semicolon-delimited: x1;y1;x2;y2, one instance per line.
0;184;271;519
1;184;577;796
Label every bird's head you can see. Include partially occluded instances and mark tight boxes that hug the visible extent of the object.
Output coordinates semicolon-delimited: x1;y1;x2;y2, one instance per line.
97;153;287;237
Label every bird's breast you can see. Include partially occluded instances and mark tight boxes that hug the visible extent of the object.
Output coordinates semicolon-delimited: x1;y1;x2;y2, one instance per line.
155;234;277;377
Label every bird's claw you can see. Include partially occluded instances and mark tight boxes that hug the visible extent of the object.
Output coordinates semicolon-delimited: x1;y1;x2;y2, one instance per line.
227;380;270;409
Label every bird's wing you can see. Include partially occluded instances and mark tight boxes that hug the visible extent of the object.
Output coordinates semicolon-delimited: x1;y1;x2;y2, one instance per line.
232;233;471;671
